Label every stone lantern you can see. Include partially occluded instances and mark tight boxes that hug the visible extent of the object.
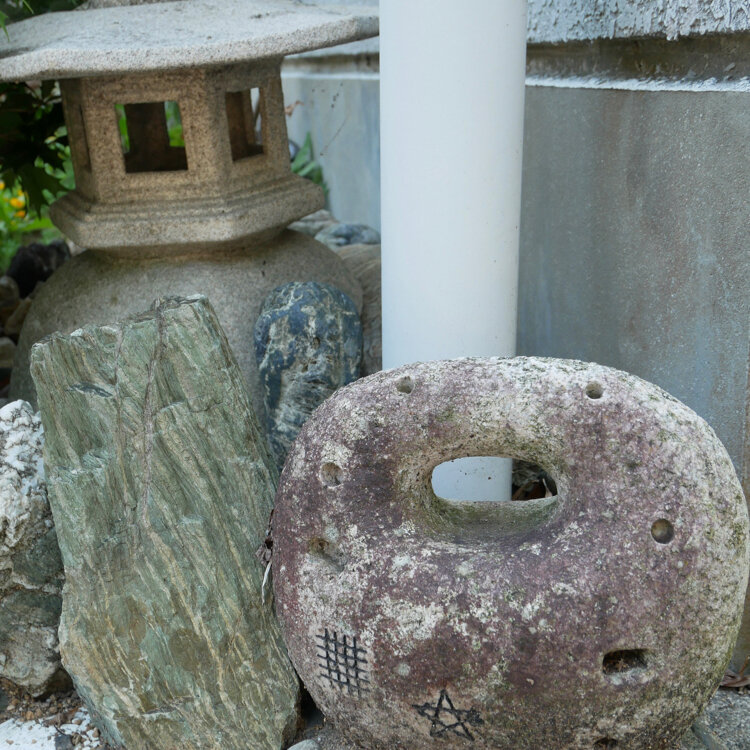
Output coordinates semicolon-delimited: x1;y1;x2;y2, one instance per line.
0;0;377;415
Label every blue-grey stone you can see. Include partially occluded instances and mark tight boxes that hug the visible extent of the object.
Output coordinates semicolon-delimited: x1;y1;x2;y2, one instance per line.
255;282;362;471
314;223;380;250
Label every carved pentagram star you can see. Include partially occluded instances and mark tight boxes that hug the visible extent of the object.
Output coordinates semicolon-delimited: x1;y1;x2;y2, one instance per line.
412;689;484;740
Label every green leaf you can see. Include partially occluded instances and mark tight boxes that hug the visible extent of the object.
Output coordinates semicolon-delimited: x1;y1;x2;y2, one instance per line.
18;164;64;214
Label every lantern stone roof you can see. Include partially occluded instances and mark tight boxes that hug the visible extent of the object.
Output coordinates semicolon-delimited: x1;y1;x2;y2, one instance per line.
0;0;379;81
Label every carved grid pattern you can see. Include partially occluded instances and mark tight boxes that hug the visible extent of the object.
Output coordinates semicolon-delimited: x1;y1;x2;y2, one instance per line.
316;628;370;696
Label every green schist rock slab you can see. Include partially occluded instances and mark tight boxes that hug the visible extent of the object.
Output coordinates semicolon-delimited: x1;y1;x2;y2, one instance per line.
30;295;299;750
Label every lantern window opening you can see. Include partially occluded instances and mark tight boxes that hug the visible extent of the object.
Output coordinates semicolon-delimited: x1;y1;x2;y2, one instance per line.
114;100;188;174
226;87;265;162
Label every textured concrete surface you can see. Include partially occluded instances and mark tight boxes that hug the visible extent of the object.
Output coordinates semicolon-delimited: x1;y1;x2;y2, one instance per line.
527;0;750;43
0;0;379;80
255;281;362;472
30;296;299;750
10;230;362;420
282;59;380;230
517;85;750;667
274;357;749;749
0;401;65;697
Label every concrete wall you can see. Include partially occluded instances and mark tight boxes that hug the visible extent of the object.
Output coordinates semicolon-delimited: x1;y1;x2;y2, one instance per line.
283;41;380;228
527;0;750;42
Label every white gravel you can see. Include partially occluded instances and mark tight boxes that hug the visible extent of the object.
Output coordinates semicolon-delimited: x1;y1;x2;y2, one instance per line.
0;707;105;748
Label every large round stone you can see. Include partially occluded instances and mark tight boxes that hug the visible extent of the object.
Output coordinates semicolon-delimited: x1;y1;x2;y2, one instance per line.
273;357;749;750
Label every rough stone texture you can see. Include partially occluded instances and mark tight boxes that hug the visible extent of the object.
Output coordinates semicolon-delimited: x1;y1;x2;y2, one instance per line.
0;276;20;310
335;244;381;375
255;282;362;472
701;690;750;749
30;295;299;750
0;338;15;369
11;230;362;422
7;241;70;298
527;0;750;43
314;224;380;251
273;357;749;749
0;0;379;80
3;299;31;337
297;717;735;750
289;210;338;239
52;61;322;252
0;401;65;697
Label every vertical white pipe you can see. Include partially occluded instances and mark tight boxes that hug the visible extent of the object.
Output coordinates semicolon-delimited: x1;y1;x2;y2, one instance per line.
380;0;527;501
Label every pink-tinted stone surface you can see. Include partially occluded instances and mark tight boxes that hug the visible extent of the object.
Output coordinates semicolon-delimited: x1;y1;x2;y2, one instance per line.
273;357;749;749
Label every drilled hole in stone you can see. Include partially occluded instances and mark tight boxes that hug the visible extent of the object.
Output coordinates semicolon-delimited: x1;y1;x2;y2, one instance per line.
651;519;675;544
602;649;648;675
308;537;346;572
585;382;604;399
320;462;343;487
594;740;618;748
396;376;414;394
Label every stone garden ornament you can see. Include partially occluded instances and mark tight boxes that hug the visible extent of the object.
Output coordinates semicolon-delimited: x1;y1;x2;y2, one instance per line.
273;357;749;749
0;0;376;418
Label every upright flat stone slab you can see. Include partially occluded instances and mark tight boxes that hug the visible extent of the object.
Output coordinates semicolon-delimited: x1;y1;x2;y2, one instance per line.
273;358;749;750
30;296;299;750
0;401;66;696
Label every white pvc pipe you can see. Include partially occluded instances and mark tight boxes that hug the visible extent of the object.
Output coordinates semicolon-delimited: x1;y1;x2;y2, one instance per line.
380;0;527;501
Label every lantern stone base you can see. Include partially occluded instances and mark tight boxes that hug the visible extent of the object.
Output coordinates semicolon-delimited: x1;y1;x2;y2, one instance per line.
10;230;362;420
50;176;323;255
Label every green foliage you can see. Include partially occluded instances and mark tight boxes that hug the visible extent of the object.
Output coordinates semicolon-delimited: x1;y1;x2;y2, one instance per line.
0;81;69;214
115;100;185;153
0;0;83;213
291;132;327;195
164;100;185;147
0;0;79;268
0;180;60;271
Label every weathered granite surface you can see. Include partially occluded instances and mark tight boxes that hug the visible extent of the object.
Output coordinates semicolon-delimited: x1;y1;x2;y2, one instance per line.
0;401;65;696
255;282;362;472
701;690;750;750
335;244;381;375
289;210;338;239
30;295;299;749
0;0;379;81
11;232;363;418
273;358;749;749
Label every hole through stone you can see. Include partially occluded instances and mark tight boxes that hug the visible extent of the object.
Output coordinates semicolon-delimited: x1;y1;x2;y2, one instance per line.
585;382;604;399
651;519;675;544
432;457;514;502
593;740;618;748
602;649;648;675
396;376;414;394
226;88;265;161
115;100;187;173
320;462;343;487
